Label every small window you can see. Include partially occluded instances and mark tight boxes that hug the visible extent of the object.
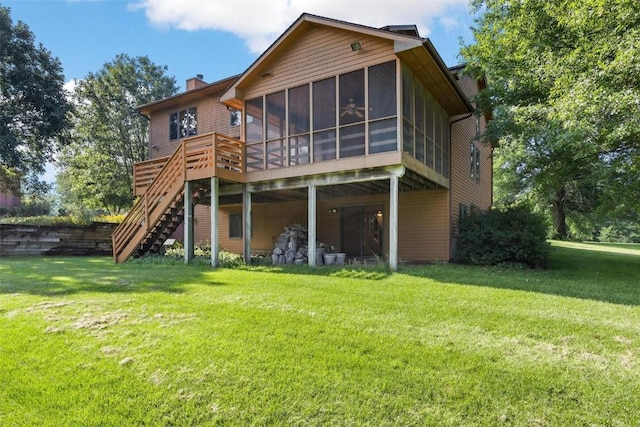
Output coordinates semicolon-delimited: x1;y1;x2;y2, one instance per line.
229;213;242;238
459;203;468;219
170;107;197;140
470;143;481;183
230;109;241;127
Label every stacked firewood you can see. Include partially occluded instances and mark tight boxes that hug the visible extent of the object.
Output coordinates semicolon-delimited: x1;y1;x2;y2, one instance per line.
271;224;330;265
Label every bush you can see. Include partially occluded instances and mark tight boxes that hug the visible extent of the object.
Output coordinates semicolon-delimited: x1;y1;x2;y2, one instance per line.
598;220;640;243
163;243;246;268
456;206;551;268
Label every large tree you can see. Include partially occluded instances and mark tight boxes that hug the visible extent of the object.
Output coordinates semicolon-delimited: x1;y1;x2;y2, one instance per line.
0;6;72;194
57;54;178;214
462;0;640;238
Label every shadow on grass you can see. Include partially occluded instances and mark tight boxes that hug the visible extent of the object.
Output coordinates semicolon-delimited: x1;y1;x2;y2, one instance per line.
0;256;225;296
401;243;640;306
239;263;393;281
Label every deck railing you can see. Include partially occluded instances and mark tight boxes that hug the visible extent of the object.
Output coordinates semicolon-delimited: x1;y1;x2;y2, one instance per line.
133;132;244;195
113;132;244;263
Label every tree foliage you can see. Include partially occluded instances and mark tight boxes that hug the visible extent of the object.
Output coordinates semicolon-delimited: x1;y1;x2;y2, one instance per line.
0;6;72;193
462;0;640;238
57;54;178;214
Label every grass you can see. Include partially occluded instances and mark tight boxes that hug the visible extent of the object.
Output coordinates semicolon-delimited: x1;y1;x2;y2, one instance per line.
0;241;638;426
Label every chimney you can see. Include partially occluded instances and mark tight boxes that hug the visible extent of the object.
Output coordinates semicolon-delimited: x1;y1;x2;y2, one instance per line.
186;74;207;91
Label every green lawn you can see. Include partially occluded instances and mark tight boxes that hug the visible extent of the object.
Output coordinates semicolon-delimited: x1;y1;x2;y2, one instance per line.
1;241;639;426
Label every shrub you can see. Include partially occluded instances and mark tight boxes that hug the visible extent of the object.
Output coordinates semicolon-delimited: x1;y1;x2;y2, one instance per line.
598;220;640;243
456;206;551;268
162;243;246;268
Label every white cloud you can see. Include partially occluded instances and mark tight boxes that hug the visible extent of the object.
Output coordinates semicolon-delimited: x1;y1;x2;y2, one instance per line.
63;79;78;95
438;15;462;33
129;0;468;54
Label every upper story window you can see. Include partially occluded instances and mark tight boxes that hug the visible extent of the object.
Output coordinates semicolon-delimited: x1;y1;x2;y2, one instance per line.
402;63;450;179
470;143;481;183
230;109;242;127
169;107;197;140
244;60;397;172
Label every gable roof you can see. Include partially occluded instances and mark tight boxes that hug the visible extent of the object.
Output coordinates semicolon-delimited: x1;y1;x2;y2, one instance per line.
220;13;473;115
137;74;239;115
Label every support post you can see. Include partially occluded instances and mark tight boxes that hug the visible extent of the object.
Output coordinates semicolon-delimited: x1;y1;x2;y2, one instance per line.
242;184;252;264
184;181;194;263
210;177;219;268
389;175;398;271
308;183;317;267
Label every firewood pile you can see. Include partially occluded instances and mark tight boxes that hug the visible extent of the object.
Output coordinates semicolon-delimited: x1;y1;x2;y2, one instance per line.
271;223;331;265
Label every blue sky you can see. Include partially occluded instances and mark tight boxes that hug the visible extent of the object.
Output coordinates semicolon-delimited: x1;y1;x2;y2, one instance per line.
5;0;477;183
5;0;477;91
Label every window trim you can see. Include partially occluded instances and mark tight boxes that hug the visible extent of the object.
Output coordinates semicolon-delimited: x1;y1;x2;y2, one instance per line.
229;212;242;239
169;107;198;141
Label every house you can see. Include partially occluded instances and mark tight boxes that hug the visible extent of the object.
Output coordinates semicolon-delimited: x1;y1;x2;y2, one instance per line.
0;190;21;209
112;13;493;270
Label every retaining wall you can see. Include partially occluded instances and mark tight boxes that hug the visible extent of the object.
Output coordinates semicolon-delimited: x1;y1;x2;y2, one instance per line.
0;222;117;256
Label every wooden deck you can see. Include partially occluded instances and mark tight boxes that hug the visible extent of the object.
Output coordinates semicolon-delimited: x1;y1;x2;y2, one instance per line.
112;132;244;263
133;132;244;196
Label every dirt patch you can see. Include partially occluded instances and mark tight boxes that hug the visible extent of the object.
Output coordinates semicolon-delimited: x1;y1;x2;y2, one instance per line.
73;310;128;330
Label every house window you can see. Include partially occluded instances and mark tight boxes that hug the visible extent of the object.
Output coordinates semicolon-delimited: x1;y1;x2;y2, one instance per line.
459;203;468;219
339;69;365;158
368;61;397;154
245;97;264;171
313;77;337;162
266;91;286;169
288;84;310;165
401;63;450;178
230;109;241;127
169;107;197;140
245;60;398;169
229;212;242;238
470;143;481;183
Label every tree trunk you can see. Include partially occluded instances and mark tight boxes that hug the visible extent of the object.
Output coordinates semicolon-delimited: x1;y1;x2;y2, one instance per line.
552;186;568;239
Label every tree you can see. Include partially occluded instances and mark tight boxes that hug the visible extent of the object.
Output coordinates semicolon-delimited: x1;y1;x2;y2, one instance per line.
462;0;640;238
0;6;72;194
57;54;178;214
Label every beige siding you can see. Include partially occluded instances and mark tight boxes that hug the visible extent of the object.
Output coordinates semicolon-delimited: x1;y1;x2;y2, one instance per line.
202;189;449;262
450;74;493;237
149;95;240;160
398;189;450;261
243;25;397;99
194;204;211;245
217;201;307;252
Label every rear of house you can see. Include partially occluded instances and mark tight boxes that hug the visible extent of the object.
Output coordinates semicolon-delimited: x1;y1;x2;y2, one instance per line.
113;13;493;268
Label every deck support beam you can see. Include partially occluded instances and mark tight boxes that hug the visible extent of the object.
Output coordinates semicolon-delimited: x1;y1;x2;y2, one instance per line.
389;175;399;271
308;184;317;267
210;177;219;267
184;181;194;263
242;184;252;264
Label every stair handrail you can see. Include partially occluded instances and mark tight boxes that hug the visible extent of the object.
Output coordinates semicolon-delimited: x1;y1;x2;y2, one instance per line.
112;139;188;262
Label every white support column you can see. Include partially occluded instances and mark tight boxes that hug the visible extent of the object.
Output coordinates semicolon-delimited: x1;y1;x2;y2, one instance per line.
242;184;252;264
308;183;317;267
389;175;399;271
210;177;219;268
184;181;194;264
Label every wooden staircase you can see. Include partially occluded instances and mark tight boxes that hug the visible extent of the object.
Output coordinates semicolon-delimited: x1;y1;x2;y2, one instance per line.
112;132;244;263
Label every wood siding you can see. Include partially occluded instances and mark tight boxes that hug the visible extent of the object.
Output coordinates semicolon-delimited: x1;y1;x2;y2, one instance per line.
449;74;493;238
136;21;487;265
242;25;397;99
148;95;240;160
193;189;448;262
398;189;449;261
